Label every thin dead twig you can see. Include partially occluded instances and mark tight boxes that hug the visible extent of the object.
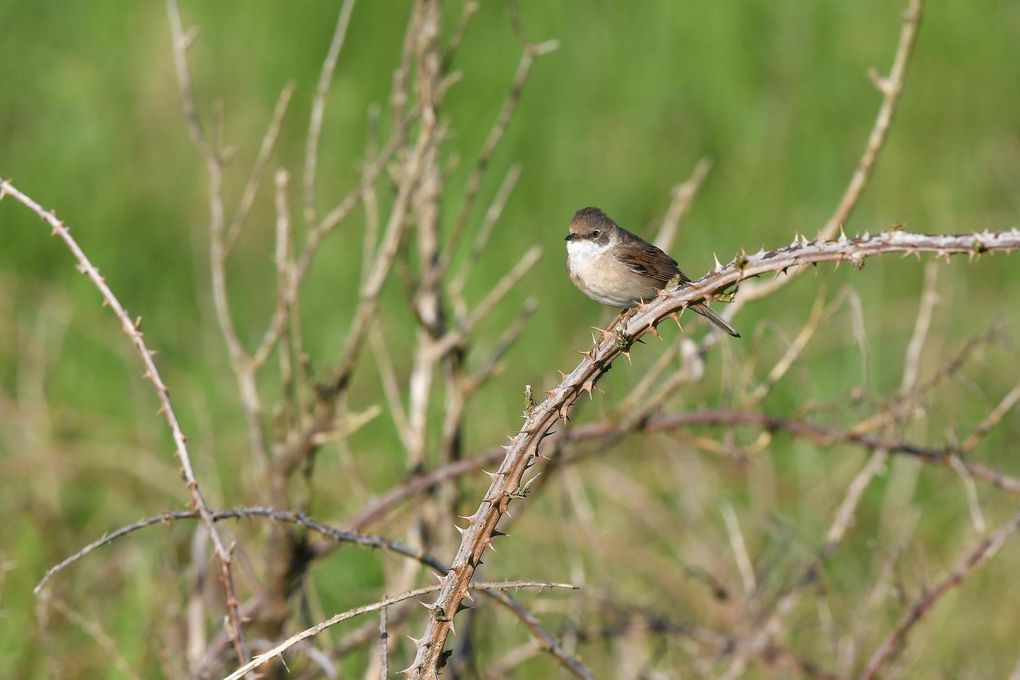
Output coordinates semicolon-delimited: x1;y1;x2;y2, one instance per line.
222;581;579;680
439;40;559;278
378;607;389;680
225;82;296;251
654;158;712;252
47;598;142;680
858;509;1020;679
302;0;357;226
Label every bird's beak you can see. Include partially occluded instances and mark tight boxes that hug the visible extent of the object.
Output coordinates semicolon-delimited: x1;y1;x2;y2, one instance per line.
564;233;577;241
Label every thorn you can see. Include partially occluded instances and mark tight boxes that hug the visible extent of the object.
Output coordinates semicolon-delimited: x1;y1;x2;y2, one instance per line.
482;470;498;479
492;529;508;538
713;252;723;272
581;378;596;399
521;472;542;494
647;323;661;339
453;523;465;535
407;635;422;646
456;601;473;614
620;348;631;364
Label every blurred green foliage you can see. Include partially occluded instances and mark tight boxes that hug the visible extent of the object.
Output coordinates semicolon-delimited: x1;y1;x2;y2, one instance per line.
2;1;1019;677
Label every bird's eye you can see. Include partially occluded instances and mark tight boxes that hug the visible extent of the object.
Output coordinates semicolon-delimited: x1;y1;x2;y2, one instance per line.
591;230;600;238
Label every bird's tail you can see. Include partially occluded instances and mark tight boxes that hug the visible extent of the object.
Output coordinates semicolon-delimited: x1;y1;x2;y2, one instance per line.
692;303;740;338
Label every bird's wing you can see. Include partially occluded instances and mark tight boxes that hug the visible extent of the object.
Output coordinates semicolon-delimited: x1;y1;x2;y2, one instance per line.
613;235;690;286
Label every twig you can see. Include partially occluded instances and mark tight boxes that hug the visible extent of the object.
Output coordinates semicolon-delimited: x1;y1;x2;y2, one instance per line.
378;607;389;680
166;0;268;473
900;263;939;391
302;0;357;226
721;504;757;597
959;383;1020;454
430;246;542;360
221;581;579;680
483;588;596;680
449;164;521;307
48;598;142;680
225;82;296;251
370;321;413;450
654;158;712;252
858;509;1020;679
34;507;456;594
3;178;250;664
439;40;559;277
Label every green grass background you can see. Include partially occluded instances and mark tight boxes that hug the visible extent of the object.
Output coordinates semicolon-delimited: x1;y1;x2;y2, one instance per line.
2;1;1019;677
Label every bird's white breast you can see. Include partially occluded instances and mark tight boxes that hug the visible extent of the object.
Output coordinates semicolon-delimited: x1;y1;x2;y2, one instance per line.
566;238;610;272
566;238;654;307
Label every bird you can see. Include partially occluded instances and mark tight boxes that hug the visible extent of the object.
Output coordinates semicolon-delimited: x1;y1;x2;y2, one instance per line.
564;206;740;337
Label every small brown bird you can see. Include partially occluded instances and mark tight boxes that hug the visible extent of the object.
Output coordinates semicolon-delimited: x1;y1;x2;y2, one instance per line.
565;207;739;337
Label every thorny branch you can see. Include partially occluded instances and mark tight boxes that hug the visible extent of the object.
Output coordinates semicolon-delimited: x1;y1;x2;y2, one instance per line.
11;0;1020;676
1;179;252;665
404;226;1020;678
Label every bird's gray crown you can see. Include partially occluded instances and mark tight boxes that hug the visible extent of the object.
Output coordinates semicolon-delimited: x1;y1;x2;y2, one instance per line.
567;206;618;242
